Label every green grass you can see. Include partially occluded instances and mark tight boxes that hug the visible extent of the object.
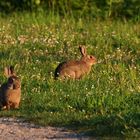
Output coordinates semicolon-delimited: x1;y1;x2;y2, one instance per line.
0;13;140;138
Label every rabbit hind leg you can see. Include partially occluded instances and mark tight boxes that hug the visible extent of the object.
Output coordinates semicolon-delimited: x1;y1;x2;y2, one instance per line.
63;71;76;79
12;102;19;109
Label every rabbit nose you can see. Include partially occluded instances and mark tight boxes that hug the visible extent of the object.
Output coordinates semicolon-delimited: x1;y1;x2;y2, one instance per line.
93;57;96;62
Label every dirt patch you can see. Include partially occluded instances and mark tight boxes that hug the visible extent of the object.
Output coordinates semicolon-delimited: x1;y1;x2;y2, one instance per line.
0;117;88;140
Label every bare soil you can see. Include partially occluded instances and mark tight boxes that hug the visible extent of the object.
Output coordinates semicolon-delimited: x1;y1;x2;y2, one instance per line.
0;117;89;140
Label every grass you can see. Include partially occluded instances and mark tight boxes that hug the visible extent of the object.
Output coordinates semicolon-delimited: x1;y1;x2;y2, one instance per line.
0;13;140;138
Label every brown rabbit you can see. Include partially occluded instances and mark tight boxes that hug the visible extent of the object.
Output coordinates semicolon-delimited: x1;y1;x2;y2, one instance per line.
0;66;21;110
54;46;96;79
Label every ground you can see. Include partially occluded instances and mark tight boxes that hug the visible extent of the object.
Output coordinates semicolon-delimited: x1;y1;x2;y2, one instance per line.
0;117;88;140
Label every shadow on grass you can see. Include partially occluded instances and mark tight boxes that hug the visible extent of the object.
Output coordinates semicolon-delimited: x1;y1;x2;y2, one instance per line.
66;113;140;138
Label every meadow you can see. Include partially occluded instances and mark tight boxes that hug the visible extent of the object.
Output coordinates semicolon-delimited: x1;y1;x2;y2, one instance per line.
0;13;140;138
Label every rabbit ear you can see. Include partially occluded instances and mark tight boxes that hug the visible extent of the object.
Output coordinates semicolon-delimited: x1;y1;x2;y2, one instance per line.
79;46;87;56
4;67;11;77
9;66;15;74
4;66;15;77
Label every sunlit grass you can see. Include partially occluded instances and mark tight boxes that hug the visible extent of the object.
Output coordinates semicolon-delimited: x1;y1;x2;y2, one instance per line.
0;14;140;137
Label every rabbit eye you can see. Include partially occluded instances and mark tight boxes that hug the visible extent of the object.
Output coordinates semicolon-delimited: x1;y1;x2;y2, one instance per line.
8;77;14;83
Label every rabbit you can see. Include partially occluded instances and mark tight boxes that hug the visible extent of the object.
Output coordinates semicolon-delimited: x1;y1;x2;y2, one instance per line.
0;66;21;110
54;46;96;79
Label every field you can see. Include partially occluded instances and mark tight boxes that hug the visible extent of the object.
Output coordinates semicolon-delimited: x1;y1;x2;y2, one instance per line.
0;13;140;138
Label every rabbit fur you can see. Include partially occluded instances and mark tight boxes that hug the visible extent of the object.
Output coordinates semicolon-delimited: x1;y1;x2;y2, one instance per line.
0;66;21;110
55;46;96;79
